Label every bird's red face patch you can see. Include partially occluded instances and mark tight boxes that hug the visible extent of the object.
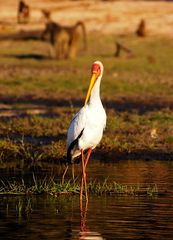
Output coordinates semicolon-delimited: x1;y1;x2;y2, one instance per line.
92;63;101;78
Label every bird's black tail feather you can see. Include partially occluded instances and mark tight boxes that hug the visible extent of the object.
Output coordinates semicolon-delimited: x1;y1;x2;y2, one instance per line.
67;129;84;164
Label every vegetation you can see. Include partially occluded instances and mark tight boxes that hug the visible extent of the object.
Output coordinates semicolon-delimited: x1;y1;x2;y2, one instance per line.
0;175;158;196
0;34;173;173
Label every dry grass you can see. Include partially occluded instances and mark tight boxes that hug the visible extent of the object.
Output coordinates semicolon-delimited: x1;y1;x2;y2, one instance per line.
0;0;173;36
0;2;172;168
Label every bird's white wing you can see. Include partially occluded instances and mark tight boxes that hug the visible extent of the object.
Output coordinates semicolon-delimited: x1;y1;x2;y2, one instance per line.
103;109;107;130
67;107;87;149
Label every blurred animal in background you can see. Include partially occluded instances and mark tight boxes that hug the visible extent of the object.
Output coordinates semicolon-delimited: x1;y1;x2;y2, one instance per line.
41;9;52;23
41;20;87;59
114;41;134;58
17;0;30;24
136;19;146;37
51;28;69;59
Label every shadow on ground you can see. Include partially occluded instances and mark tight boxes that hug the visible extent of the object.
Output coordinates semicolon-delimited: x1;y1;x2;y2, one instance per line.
0;95;173;115
96;149;173;161
4;53;48;60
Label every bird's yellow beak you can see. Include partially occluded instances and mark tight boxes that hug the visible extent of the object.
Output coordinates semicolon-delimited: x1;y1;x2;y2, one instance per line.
84;73;97;107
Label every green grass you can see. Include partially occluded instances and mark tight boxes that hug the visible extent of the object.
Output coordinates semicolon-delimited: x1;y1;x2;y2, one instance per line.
0;35;173;96
0;175;158;197
0;33;172;166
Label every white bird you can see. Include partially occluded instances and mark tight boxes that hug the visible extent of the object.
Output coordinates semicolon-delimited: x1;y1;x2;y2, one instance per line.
66;60;106;202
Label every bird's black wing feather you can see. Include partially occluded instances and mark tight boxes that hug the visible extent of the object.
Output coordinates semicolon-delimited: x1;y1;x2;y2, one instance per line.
67;128;84;164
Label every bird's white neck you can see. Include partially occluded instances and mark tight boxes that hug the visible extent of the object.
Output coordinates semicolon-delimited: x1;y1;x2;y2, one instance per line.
88;76;102;105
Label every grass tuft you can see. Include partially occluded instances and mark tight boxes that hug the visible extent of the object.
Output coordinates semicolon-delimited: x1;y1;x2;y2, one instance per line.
0;176;158;197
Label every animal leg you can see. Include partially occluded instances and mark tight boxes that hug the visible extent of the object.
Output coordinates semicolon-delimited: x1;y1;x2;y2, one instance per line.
83;148;92;202
80;149;85;203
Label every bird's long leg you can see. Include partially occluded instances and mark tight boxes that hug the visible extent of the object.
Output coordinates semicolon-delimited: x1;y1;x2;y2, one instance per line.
61;164;68;185
84;148;92;169
83;148;92;202
80;177;84;208
80;149;85;203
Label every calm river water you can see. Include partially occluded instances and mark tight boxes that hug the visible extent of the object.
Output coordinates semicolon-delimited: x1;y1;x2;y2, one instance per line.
0;159;173;240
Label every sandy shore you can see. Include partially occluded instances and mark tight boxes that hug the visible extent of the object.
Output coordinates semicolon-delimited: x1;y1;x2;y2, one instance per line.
0;0;173;36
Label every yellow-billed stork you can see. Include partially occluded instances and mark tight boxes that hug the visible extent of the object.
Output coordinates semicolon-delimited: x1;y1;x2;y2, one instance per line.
66;60;106;202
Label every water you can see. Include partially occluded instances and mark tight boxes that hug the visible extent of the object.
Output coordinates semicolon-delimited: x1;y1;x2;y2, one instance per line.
0;159;173;240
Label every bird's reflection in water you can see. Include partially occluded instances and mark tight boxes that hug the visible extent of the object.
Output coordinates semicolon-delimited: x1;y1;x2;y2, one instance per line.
78;200;105;240
80;199;88;233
